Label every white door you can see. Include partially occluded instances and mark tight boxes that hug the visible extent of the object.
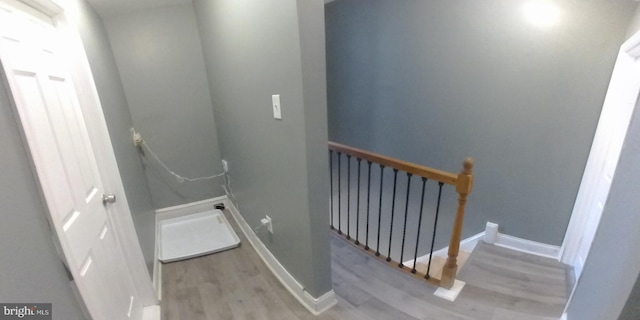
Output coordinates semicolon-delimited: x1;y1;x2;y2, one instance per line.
561;31;640;280
0;1;144;319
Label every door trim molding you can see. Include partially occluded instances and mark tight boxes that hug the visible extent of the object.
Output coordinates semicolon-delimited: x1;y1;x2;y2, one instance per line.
560;29;640;268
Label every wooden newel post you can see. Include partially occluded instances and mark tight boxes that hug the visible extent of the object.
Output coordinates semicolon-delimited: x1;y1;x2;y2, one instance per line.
440;157;474;289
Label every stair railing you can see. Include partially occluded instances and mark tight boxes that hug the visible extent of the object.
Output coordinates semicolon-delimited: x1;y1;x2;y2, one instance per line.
328;142;474;289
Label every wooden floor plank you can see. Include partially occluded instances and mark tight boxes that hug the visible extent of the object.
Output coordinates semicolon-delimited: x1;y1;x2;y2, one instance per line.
491;308;560;320
161;209;570;319
457;242;569;317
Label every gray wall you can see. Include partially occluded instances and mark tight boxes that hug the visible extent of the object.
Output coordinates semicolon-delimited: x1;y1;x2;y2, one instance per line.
297;0;334;295
619;273;640;320
194;0;332;297
626;4;640;37
69;0;156;274
325;0;636;245
0;71;84;319
564;76;640;319
104;4;224;209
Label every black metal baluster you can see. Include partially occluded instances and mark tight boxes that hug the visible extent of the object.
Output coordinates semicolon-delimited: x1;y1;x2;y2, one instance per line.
365;161;372;250
425;182;445;280
375;165;385;256
346;155;351;240
355;158;362;245
329;150;334;229
386;169;399;262
411;178;428;274
337;152;342;235
398;173;412;268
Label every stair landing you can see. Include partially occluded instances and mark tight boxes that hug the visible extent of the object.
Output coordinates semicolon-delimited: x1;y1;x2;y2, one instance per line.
456;241;570;319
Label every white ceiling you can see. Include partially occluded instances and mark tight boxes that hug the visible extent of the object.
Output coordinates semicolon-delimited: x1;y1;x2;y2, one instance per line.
88;0;338;16
86;0;192;16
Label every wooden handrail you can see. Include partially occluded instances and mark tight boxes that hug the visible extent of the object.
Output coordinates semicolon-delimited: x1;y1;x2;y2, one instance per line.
327;141;474;290
328;142;458;185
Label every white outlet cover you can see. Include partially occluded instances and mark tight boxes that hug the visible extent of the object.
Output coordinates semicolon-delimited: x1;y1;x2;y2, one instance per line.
272;95;282;120
266;215;273;233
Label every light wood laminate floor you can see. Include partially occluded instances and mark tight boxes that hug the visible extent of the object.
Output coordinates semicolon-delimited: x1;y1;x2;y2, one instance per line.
162;209;570;319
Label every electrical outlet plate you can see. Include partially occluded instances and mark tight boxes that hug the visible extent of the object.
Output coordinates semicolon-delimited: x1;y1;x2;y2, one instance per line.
265;215;273;234
221;160;229;172
272;94;282;120
131;128;143;146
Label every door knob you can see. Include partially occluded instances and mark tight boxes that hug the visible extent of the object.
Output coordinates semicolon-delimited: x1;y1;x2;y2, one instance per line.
102;194;117;204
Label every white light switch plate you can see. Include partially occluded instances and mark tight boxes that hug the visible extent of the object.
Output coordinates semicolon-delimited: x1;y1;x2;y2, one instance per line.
272;94;282;120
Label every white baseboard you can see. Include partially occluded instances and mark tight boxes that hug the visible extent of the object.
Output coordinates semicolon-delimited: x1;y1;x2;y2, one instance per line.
153;213;162;301
485;222;561;260
155;195;228;221
224;199;337;315
404;227;562;266
494;232;561;260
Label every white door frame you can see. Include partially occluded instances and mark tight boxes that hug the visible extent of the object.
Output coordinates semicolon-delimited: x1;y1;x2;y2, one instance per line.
560;29;640;275
6;0;156;307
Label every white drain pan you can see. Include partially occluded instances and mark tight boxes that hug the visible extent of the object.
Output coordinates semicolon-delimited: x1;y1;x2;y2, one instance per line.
159;209;240;263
